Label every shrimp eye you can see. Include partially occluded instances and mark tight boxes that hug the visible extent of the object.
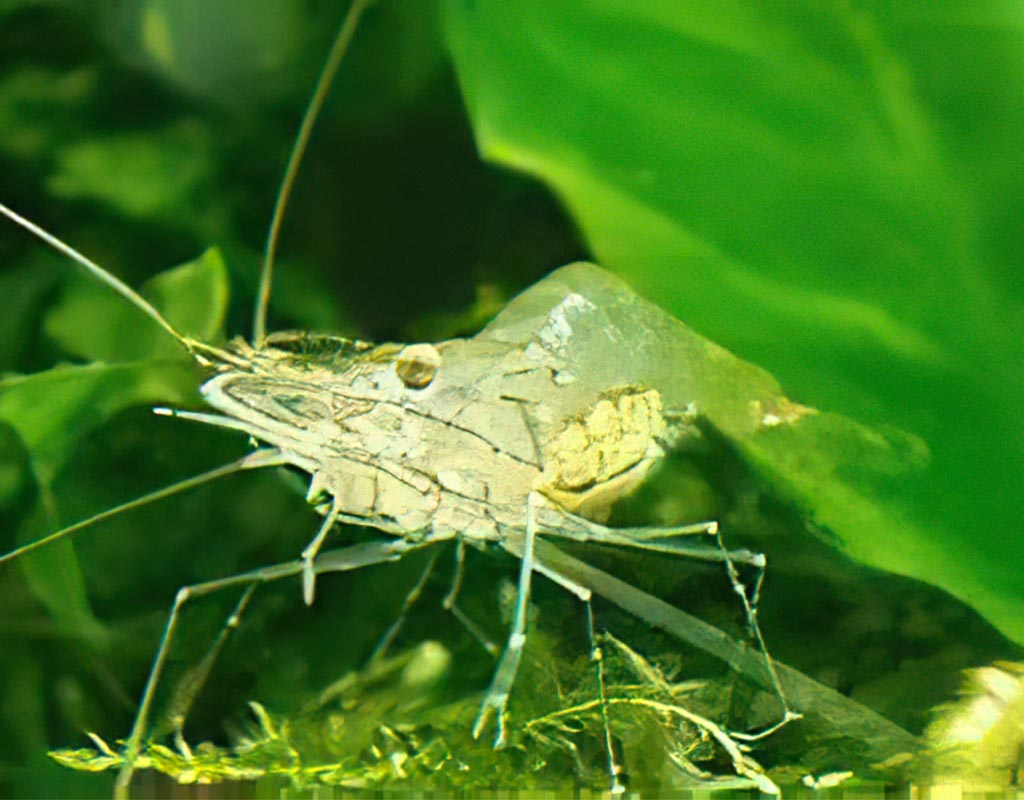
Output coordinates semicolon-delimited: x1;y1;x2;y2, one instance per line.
395;343;441;389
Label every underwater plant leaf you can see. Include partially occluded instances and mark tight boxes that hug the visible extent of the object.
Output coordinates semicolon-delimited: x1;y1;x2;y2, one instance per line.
0;251;227;639
48;122;218;230
44;247;229;363
48;572;924;793
0;66;96;162
445;0;1024;642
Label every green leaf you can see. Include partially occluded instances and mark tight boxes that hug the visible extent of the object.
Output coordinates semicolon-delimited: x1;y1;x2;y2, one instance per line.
48;122;216;228
0;257;59;372
445;1;1024;642
44;248;229;363
0;251;228;639
0;67;96;161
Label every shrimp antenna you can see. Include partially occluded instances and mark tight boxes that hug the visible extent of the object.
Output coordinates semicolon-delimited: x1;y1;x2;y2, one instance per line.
0;200;188;348
252;0;371;347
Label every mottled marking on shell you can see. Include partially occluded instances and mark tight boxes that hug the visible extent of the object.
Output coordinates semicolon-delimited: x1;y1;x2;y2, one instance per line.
540;386;667;517
334;471;377;517
395;343;442;388
436;469;487;501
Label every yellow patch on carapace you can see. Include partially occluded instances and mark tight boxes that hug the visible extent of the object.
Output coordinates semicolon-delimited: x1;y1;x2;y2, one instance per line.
541;386;667;519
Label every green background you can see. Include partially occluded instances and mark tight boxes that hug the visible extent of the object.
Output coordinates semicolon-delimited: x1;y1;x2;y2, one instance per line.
0;1;1020;796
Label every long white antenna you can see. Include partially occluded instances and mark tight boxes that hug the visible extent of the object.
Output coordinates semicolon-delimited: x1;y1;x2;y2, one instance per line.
0;200;189;348
252;0;371;348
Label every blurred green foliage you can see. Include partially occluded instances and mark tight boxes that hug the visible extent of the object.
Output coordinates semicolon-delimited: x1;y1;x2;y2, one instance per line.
0;1;1020;797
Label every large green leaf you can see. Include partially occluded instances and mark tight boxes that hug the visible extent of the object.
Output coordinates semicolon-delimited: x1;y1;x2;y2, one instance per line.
0;250;228;639
445;1;1024;642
